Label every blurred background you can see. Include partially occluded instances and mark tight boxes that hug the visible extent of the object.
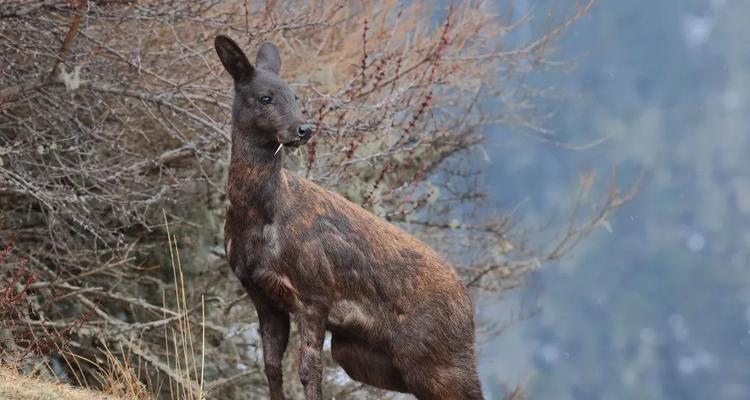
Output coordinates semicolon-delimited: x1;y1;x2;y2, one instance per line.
1;0;747;399
481;0;750;399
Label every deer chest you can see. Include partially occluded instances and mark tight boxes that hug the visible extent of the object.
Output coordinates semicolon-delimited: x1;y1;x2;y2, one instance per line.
224;210;301;311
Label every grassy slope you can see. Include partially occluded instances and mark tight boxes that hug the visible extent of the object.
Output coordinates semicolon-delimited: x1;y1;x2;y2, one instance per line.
0;367;121;400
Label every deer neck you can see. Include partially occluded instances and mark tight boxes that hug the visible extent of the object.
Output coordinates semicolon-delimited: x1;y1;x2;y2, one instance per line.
227;131;284;222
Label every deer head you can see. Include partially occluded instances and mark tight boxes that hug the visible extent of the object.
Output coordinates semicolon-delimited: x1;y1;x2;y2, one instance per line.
215;35;313;152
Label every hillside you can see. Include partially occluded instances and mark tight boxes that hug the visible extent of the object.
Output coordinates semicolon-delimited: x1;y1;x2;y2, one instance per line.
0;367;126;400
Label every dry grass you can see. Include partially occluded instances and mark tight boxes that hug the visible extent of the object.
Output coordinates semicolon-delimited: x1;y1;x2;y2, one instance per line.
93;342;153;400
161;210;205;400
0;365;129;400
0;214;201;400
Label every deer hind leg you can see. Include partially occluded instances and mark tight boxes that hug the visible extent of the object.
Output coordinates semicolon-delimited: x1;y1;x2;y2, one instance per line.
330;335;407;392
396;360;484;400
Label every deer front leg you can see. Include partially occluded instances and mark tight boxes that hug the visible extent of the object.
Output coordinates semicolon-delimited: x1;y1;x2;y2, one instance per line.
296;307;327;400
255;300;291;400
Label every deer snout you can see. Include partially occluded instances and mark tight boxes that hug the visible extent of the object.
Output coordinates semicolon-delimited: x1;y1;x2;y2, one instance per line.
297;124;314;140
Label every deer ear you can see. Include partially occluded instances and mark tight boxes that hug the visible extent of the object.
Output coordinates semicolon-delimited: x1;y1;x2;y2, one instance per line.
215;35;254;82
255;42;281;75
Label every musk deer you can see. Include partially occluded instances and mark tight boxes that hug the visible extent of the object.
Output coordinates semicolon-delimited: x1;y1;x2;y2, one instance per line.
215;35;484;400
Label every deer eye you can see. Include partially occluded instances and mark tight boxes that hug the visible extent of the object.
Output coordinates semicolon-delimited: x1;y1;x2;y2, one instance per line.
259;96;272;105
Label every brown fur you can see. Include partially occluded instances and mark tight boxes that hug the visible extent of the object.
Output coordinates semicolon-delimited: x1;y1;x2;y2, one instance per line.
216;35;484;400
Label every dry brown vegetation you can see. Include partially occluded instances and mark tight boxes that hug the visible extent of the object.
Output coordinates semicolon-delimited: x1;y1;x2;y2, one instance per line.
1;0;633;399
0;364;143;400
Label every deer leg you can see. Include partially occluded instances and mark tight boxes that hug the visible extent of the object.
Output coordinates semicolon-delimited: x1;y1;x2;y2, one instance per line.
395;354;484;400
330;335;407;392
253;298;290;400
296;308;326;400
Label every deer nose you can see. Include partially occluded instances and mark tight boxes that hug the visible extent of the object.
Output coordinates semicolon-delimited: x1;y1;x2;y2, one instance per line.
297;124;314;139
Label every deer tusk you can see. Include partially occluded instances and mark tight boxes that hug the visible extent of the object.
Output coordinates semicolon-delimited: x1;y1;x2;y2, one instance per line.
274;143;284;155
